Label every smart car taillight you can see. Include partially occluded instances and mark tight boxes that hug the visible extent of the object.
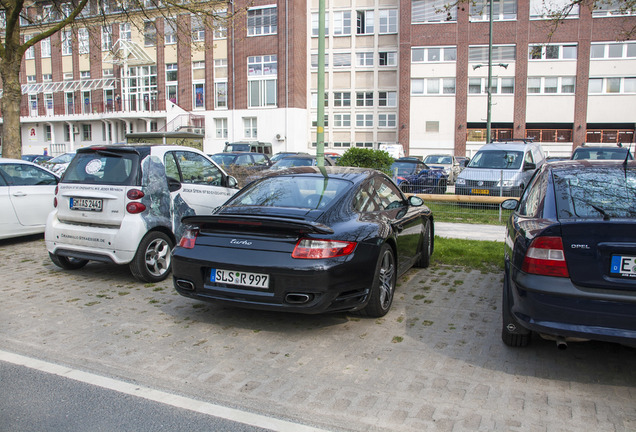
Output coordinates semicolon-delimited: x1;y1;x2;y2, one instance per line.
292;239;357;259
522;236;569;278
126;202;147;214
178;228;199;249
127;189;145;200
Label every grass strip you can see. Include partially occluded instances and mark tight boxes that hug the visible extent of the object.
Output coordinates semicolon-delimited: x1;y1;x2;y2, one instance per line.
432;236;504;272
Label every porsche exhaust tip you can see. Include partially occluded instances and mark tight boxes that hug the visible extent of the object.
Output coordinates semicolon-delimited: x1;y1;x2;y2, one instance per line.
285;293;312;304
176;279;195;291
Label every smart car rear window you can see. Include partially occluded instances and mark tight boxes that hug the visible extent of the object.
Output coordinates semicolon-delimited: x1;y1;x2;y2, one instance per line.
62;151;139;185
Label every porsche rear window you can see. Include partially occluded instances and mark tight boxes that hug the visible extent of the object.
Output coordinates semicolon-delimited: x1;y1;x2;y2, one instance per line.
62;151;139;185
553;166;636;219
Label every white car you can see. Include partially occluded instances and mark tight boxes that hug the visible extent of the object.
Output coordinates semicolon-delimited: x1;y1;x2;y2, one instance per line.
43;152;76;176
0;158;59;240
45;145;238;282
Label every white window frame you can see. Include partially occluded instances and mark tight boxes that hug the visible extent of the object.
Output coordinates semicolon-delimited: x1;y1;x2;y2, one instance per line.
412;46;458;63
25;35;35;59
191;15;205;42
469;45;516;62
333;52;352;68
356;52;374;67
41;37;51;58
412;78;457;95
527;76;575;94
244;117;257;138
588;77;636;94
356;113;374;127
120;22;132;42
333;11;350;35
247;55;278;108
412;0;457;23
215;82;228;108
333;92;351;107
356;10;374;35
193;82;205;109
530;0;579;19
78;28;89;54
528;44;578;60
378;113;397;128
248;7;277;36
379;51;398;66
590;42;636;59
311;13;330;36
379;91;398;107
470;0;518;22
165;18;177;45
62;30;72;56
379;9;398;34
215;118;228;138
102;25;112;51
592;1;635;17
333;114;351;127
356;91;374;107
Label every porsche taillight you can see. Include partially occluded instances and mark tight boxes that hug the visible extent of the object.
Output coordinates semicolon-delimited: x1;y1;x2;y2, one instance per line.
522;236;569;278
292;239;357;259
178;228;199;249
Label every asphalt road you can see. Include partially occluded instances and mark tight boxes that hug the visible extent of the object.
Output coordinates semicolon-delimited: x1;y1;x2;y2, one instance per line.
1;235;635;431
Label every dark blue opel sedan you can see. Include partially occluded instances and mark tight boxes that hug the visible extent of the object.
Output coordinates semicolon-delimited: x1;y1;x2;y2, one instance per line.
501;159;636;348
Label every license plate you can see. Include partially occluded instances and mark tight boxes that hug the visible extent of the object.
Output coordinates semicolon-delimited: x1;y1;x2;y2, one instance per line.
471;189;489;195
610;255;636;278
211;269;269;289
70;197;103;212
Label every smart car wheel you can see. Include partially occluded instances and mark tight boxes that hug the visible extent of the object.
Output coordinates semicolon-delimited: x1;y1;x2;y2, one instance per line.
130;231;173;283
415;221;432;268
360;244;396;318
49;253;89;270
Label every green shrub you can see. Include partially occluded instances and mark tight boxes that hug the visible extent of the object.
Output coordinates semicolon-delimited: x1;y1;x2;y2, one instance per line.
338;148;394;174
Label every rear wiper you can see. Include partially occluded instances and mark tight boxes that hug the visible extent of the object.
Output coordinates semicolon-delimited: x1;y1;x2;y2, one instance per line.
591;204;610;221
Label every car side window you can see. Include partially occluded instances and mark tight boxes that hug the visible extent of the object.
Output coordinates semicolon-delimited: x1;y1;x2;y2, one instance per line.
376;178;405;210
164;153;181;181
0;164;57;186
173;151;223;186
524;151;534;165
518;171;546;217
252;154;268;166
236;154;252;165
353;179;380;212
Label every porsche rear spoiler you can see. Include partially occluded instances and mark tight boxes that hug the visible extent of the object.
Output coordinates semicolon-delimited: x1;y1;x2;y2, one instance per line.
181;214;334;235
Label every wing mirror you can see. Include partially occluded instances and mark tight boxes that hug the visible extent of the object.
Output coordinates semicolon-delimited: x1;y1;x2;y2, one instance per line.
408;195;424;207
501;198;519;211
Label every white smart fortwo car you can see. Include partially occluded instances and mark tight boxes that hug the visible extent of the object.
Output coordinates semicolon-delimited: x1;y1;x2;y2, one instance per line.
45;144;238;282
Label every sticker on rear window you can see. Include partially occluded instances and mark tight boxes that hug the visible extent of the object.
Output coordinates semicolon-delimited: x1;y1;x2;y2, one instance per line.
85;159;103;175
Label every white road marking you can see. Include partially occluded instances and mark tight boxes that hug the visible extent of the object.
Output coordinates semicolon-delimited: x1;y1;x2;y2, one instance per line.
0;350;331;432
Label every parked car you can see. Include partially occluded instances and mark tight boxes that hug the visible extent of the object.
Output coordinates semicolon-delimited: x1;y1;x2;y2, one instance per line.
455;140;546;197
21;154;53;164
172;166;433;317
210;152;272;171
270;152;310;163
45;145;238;282
571;143;633;161
500;159;636;348
245;155;335;184
391;158;448;194
223;141;272;156
0;158;59;240
422;154;465;185
43;152;76;176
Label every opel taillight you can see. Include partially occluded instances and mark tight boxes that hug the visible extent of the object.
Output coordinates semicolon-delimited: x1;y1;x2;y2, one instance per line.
292;239;357;259
178;228;199;249
522;236;569;278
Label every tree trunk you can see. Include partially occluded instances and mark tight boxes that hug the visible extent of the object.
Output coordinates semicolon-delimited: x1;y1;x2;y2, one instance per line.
0;51;24;159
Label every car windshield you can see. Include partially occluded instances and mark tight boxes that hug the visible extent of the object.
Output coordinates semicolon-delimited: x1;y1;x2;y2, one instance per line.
424;155;452;165
391;161;426;176
225;144;250;152
49;153;75;164
227;176;351;209
272;158;315;169
468;150;523;169
553;166;636;219
211;154;236;166
62;151;139;185
571;148;633;161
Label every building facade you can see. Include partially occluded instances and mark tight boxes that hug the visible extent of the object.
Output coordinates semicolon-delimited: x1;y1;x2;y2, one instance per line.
1;0;634;158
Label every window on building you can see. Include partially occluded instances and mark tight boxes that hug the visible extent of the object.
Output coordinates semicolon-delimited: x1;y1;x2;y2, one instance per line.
193;82;205;109
356;114;373;127
591;42;636;59
333;142;351;148
311;53;329;68
378;113;397;128
41;38;51;58
412;0;457;23
333;53;352;67
244;117;257;138
379;9;398;33
530;0;579;19
311;92;328;108
334;92;351;107
120;23;131;42
592;1;635;17
527;76;575;94
356;142;374;148
528;44;578;60
311;13;330;36
412;78;457;95
82;124;92;141
62;30;72;56
248;7;277;36
469;45;516;62
42;74;52;81
144;21;157;46
215;118;228;138
412;46;457;62
78;28;89;54
356;10;374;35
470;0;517;21
27;75;36;83
102;25;112;51
214;11;228;39
333;11;350;35
426;121;440;132
215;82;228;108
24;35;35;59
247;55;277;107
214;58;228;79
166;63;178;82
589;77;636;94
167;85;177;104
192;15;205;42
165;18;177;44
334;114;351;127
45;125;52;141
356;91;373;106
356;52;374;67
379;51;397;66
379;91;397;106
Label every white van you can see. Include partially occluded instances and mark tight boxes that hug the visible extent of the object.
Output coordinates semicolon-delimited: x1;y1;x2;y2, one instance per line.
455;140;545;197
46;144;238;282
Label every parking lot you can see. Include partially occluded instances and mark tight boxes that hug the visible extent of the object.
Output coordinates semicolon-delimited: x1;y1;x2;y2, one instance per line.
1;235;635;431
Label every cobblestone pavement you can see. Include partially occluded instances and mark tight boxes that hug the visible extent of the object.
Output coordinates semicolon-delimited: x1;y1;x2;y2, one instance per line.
1;236;635;431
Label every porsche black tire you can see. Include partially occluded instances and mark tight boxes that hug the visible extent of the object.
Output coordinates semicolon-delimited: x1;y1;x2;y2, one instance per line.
359;244;397;318
129;231;173;283
415;221;432;268
49;253;89;270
